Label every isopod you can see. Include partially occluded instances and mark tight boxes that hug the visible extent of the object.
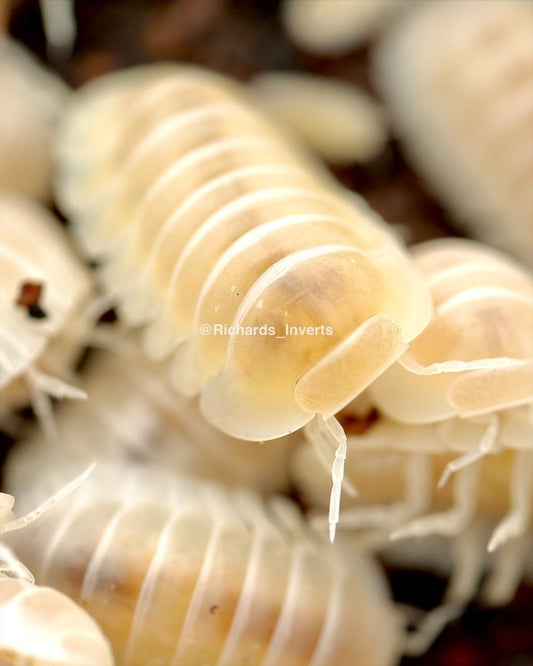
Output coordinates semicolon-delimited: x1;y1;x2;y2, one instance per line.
0;35;69;201
5;462;402;666
292;409;533;601
54;64;432;537
281;0;408;56
0;194;93;433
249;71;388;165
0;476;114;666
364;238;533;548
373;0;533;267
5;348;298;496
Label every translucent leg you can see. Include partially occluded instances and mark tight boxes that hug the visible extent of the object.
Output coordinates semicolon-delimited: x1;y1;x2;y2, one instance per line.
403;525;485;656
483;534;527;606
304;414;351;542
0;463;94;534
488;449;533;552
438;415;498;489
338;453;432;532
391;461;481;540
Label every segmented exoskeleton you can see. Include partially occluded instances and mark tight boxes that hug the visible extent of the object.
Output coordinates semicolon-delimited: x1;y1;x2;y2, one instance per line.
5;463;402;666
0;194;92;434
373;0;533;267
5;349;298;496
0;480;114;666
54;64;432;537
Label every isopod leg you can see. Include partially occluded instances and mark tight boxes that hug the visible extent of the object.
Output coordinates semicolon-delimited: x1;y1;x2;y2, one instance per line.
437;415;499;488
336;453;432;532
482;533;527;605
306;418;357;497
488;449;533;552
304;415;349;542
391;462;481;540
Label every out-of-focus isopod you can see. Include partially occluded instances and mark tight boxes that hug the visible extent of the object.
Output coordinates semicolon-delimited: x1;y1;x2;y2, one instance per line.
281;0;408;56
249;71;388;165
366;239;533;547
0;194;92;433
54;64;432;538
0;479;114;666
5;463;402;666
0;36;69;201
373;0;533;267
292;408;533;599
6;349;298;495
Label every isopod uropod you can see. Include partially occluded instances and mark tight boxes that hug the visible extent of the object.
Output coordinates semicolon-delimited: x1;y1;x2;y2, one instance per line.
5;463;402;666
54;64;432;537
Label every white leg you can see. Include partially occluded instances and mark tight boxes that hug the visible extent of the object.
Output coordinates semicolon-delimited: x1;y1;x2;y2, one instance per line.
391;461;481;540
483;534;526;606
305;416;357;498
0;463;94;534
438;415;499;489
304;415;351;542
488;450;533;552
337;453;432;532
446;522;486;603
40;0;76;61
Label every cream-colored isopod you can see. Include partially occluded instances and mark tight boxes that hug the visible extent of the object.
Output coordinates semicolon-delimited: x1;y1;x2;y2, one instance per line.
4;463;402;666
0;485;114;666
0;36;69;201
0;194;92;432
368;238;533;546
54;64;432;537
373;0;533;268
5;348;298;496
292;409;533;607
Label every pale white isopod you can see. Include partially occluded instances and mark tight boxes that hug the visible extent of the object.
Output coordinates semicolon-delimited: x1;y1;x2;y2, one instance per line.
0;194;93;432
293;409;532;601
249;72;388;165
365;239;533;548
54;64;432;537
373;0;533;267
5;348;298;496
5;463;402;666
0;36;69;201
0;477;114;666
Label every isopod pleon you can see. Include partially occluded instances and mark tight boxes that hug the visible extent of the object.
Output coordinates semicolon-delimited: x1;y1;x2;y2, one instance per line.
5;348;298;496
0;36;69;201
373;0;533;267
5;462;402;666
0;482;114;666
0;194;93;432
54;64;432;536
